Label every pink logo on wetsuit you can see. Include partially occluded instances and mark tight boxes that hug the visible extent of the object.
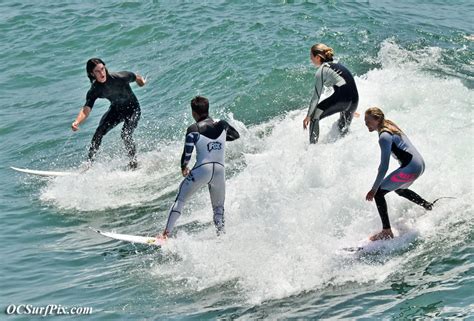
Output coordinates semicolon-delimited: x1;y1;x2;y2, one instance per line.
391;172;417;183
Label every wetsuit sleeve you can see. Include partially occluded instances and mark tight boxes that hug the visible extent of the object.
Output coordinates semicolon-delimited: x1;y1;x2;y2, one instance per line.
180;124;199;170
307;66;326;117
85;86;98;109
371;132;392;191
324;66;346;87
226;124;240;141
220;120;240;141
116;71;137;83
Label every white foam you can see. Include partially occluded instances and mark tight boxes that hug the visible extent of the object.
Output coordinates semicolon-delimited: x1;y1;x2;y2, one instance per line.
151;41;474;304
39;148;183;211
39;41;473;303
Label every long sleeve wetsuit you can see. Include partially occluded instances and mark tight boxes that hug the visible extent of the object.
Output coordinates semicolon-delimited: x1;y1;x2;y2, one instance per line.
165;117;240;235
372;131;432;229
307;62;359;143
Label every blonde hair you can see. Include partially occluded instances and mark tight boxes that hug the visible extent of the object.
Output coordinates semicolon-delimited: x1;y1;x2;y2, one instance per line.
311;43;334;62
365;107;403;135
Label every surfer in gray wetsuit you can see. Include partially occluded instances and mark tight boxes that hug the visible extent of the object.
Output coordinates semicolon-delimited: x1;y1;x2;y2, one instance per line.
365;107;434;241
157;96;240;240
71;58;146;169
303;43;359;144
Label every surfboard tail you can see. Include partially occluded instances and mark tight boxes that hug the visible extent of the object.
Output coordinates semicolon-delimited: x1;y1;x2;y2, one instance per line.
91;227;163;247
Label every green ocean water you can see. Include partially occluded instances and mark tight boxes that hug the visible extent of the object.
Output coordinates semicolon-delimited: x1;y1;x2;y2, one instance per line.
1;1;473;320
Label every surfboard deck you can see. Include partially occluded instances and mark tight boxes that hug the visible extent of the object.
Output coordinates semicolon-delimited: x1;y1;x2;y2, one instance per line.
339;229;419;255
342;198;455;255
341;246;366;253
10;166;77;177
93;229;164;246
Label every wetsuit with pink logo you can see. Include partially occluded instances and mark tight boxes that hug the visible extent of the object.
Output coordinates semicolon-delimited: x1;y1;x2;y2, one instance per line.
372;131;433;230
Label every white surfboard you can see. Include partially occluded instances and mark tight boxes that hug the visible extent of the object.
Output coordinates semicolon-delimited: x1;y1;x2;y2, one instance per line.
11;166;78;177
340;229;419;255
94;229;164;246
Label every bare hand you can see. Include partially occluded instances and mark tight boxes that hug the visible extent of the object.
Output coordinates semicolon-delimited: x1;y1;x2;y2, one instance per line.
182;167;190;177
71;121;79;131
366;190;376;201
136;74;146;87
303;116;311;130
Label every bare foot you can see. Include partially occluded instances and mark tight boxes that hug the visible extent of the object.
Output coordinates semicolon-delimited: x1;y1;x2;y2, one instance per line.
369;229;394;241
423;201;433;210
79;161;93;173
155;232;168;245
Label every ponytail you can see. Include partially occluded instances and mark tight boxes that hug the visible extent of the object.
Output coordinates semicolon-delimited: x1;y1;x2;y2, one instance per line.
365;107;403;135
310;43;334;62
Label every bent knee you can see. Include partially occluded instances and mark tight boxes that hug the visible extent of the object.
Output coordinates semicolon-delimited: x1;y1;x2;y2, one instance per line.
394;189;406;196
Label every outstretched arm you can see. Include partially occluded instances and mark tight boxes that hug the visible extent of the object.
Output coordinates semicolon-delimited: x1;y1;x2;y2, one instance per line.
71;106;91;131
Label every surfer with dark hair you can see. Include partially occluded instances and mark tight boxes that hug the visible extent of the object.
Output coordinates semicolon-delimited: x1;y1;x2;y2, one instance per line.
365;107;434;241
303;43;359;143
157;96;240;240
72;58;146;169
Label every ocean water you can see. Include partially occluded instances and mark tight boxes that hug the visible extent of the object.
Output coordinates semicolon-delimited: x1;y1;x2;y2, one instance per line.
1;1;473;320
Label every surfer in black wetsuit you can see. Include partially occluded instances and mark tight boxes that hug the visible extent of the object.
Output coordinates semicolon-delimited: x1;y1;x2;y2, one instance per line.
71;58;146;169
303;43;359;144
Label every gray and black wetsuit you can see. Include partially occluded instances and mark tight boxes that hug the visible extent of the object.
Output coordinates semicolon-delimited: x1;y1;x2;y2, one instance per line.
84;71;141;166
164;117;240;235
307;62;359;143
372;131;432;229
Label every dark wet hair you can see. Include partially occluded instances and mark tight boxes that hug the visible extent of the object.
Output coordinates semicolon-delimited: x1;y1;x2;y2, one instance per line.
191;96;209;117
86;58;107;83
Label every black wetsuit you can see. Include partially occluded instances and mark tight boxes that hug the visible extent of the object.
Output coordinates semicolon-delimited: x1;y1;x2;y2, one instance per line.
85;71;141;166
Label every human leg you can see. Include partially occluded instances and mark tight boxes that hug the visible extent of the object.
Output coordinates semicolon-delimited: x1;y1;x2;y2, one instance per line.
309;90;353;143
370;188;395;240
395;189;433;210
208;164;226;235
164;164;212;235
121;108;141;168
374;188;391;229
88;110;122;162
337;99;358;136
370;164;424;241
